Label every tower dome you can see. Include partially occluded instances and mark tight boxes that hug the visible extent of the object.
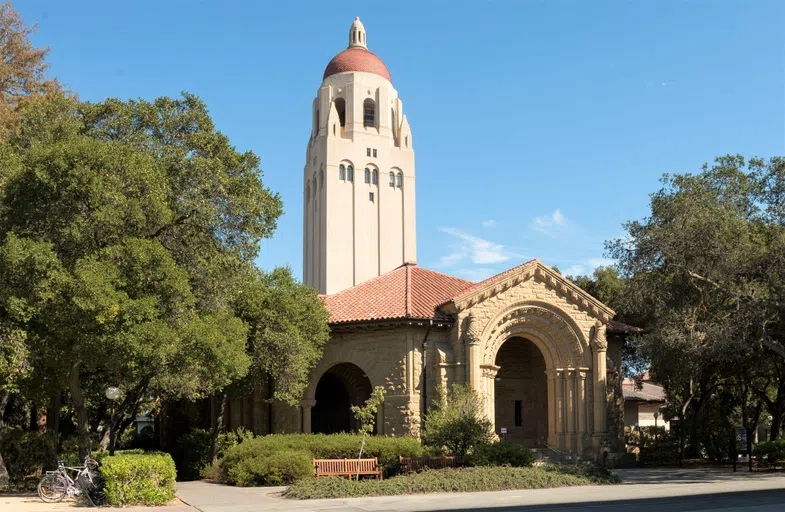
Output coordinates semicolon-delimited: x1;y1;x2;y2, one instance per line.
323;17;391;82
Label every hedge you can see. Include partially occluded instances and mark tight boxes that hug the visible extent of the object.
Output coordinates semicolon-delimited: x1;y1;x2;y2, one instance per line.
284;464;621;499
100;452;177;506
467;442;535;468
219;433;422;486
753;439;785;465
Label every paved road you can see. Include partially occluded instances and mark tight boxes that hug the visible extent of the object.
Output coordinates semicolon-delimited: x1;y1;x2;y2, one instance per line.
4;468;784;511
175;468;785;512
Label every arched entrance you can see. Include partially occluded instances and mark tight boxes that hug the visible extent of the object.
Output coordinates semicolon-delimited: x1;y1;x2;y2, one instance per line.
311;363;372;434
493;336;548;446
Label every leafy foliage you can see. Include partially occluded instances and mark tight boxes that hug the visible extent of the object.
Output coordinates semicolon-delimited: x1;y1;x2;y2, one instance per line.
467;442;535;467
421;384;493;457
226;449;313;486
284;465;620;499
100;452;177;506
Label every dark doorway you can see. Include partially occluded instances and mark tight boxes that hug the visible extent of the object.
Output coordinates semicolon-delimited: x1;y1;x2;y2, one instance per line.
494;337;548;446
312;363;372;434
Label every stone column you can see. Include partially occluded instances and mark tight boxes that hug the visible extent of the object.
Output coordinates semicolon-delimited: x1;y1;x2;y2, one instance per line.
481;364;500;425
300;399;316;434
591;322;608;436
566;369;576;452
463;313;483;391
546;370;557;447
577;370;587;453
555;369;565;449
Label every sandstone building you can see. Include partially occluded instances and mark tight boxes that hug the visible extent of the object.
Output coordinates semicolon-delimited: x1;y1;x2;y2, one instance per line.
208;18;633;458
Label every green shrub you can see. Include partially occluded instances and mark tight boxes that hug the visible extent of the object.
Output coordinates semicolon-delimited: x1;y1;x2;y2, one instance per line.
284;465;620;499
226;449;313;486
101;452;177;506
421;385;493;457
172;427;253;481
468;442;535;467
219;433;422;483
753;439;785;465
0;429;56;488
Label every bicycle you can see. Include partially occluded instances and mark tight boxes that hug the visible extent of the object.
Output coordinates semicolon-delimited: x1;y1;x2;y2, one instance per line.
37;455;104;506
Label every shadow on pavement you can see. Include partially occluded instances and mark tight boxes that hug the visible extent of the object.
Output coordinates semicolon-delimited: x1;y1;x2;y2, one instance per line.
614;468;783;485
429;489;785;512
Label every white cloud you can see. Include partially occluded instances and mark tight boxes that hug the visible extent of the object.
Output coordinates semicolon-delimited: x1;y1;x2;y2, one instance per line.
531;208;568;237
439;227;510;265
564;264;585;277
587;257;615;269
439;251;466;267
481;220;496;229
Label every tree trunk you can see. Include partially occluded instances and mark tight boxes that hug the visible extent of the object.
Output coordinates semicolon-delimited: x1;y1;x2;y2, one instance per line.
209;392;228;463
0;391;10;489
69;362;91;459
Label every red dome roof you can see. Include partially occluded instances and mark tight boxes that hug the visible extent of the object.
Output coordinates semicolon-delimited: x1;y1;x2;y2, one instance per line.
323;47;391;82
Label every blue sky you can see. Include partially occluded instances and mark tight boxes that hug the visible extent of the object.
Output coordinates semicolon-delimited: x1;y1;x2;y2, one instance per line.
17;0;784;281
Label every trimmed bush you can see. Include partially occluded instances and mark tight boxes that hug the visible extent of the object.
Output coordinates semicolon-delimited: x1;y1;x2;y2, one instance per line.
101;452;177;506
226;449;313;486
284;465;620;499
219;433;422;483
753;439;785;465
421;385;493;457
468;442;535;467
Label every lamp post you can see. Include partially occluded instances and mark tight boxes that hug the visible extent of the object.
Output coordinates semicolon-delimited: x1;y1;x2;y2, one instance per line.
769;415;774;441
105;386;121;456
653;411;660;443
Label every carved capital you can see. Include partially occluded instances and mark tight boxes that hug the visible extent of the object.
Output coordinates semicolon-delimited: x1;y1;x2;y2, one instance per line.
591;321;608;352
481;364;500;379
463;312;483;345
300;399;317;409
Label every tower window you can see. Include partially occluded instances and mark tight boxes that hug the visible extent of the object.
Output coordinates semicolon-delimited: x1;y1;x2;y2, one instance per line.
391;108;397;138
389;172;395;187
369;192;374;202
347;165;354;182
373;149;377;158
334;98;346;127
306;182;310;202
514;400;522;427
320;169;324;188
313;174;317;195
364;168;370;184
372;169;378;185
397;172;403;188
338;164;345;181
363;99;376;127
367;147;371;157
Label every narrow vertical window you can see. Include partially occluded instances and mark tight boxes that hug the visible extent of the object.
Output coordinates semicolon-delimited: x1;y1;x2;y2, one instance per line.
364;168;370;184
320;169;324;188
334;98;346;127
347;165;354;182
313;174;317;195
389;172;395;187
306;182;310;202
373;149;377;158
338;164;345;180
369;192;374;202
372;170;378;185
367;147;371;157
514;400;522;427
396;172;403;188
363;99;376;127
391;108;397;138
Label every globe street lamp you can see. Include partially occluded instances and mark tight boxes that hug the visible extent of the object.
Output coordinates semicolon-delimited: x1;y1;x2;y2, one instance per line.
105;387;121;455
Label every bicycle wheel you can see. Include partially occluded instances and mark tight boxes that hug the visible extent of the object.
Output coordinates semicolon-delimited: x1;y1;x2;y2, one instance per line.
38;473;68;503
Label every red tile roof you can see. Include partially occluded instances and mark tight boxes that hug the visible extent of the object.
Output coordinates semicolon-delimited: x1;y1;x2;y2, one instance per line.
606;320;644;335
324;47;392;82
622;378;666;402
323;263;472;324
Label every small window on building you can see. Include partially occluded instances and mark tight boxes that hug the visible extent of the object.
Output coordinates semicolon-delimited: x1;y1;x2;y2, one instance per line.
364;168;370;184
306;182;310;202
514;400;522;427
372;169;378;185
320;169;324;188
367;147;371;157
347;165;354;182
396;172;403;188
405;135;408;148
338;164;345;181
313;175;317;195
369;192;374;202
389;171;395;187
363;99;375;127
334;98;346;127
373;149;377;158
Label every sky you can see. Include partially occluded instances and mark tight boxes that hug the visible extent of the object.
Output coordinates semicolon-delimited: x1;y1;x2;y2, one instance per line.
16;0;785;281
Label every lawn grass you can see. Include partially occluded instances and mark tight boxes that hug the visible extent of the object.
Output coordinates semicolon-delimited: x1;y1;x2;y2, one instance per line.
283;464;620;499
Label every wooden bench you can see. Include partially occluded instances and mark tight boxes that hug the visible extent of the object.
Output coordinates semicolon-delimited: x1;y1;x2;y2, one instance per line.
313;458;383;480
398;455;461;473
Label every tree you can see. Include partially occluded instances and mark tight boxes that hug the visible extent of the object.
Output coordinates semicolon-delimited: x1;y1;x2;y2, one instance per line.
607;155;785;455
0;94;284;457
0;2;61;135
350;386;385;480
421;384;493;457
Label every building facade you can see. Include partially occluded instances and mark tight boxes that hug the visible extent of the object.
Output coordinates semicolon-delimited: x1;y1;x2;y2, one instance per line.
211;18;629;458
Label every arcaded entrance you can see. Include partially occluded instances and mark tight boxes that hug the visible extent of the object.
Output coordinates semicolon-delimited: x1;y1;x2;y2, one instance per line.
493;337;548;446
311;363;372;434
